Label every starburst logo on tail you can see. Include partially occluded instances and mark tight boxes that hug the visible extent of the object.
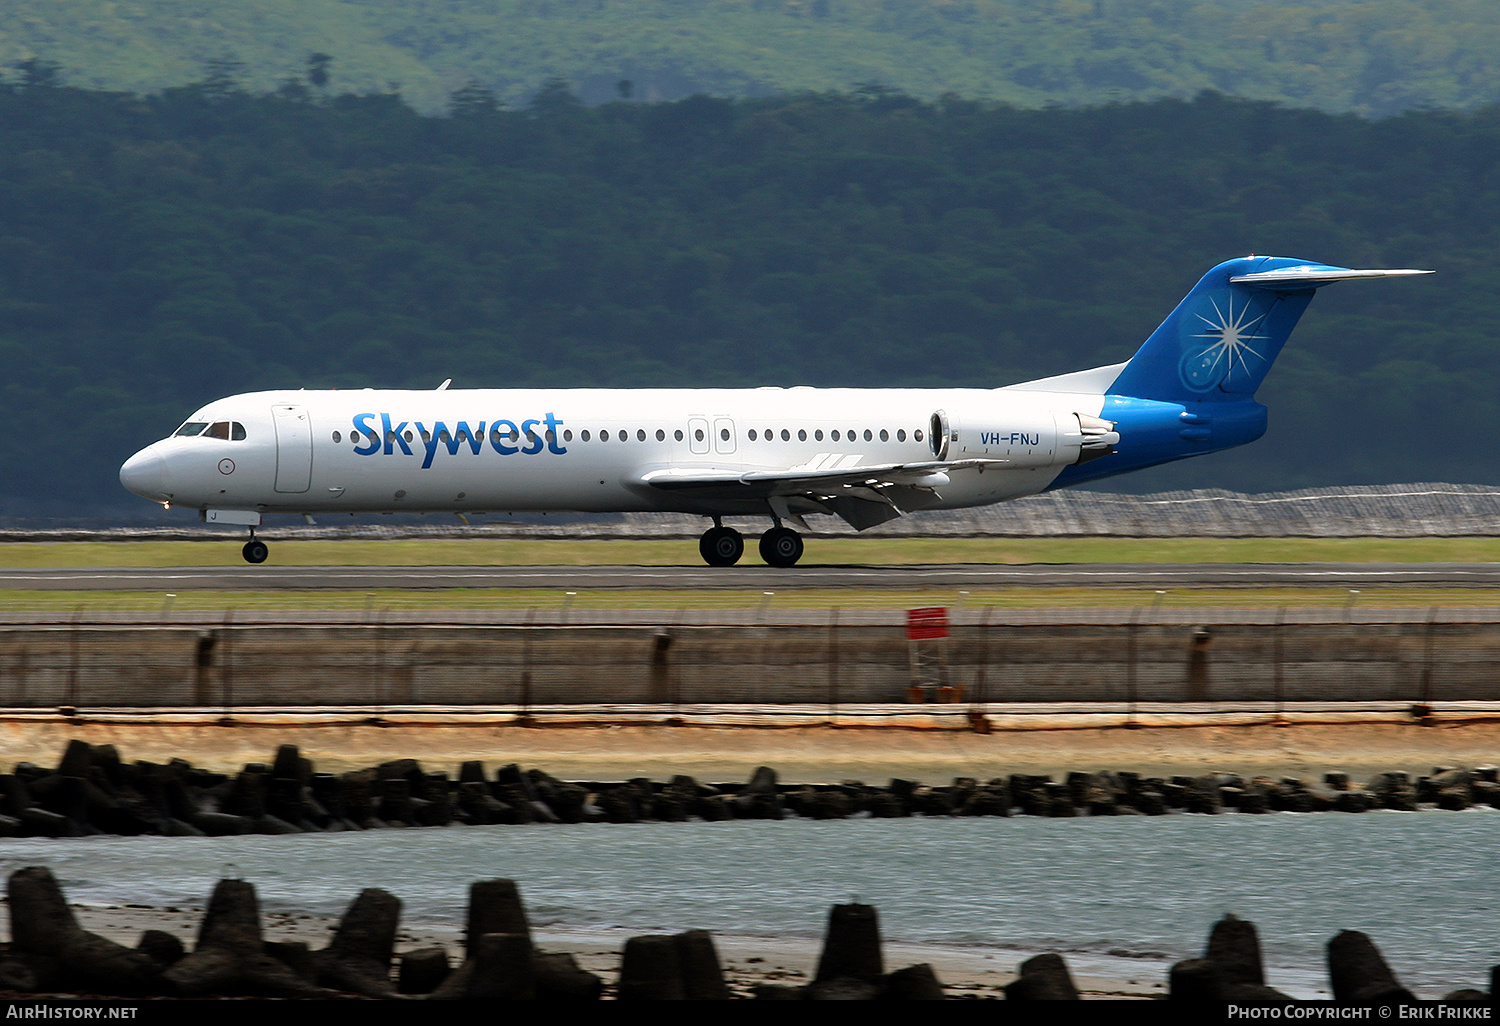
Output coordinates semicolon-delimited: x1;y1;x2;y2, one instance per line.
1179;294;1273;392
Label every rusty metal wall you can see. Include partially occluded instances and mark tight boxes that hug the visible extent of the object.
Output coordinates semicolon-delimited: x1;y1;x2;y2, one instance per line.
1;619;1498;708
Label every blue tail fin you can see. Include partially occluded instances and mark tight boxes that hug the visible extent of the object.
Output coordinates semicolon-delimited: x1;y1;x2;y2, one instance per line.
1107;256;1428;403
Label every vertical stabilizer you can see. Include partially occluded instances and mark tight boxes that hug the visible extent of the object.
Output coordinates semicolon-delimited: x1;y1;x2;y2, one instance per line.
1107;256;1430;403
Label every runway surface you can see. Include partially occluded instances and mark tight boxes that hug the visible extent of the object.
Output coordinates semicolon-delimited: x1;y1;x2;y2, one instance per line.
3;562;1500;590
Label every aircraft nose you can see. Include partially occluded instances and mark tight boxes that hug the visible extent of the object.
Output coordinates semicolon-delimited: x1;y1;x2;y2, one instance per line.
119;448;172;502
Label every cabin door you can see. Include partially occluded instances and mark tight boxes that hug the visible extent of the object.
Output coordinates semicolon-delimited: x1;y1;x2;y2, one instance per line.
272;404;313;493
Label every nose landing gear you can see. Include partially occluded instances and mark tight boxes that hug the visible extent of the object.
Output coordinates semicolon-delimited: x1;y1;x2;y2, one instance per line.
242;532;269;564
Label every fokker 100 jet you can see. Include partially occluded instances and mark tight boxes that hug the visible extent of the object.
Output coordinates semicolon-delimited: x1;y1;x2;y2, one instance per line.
120;256;1430;566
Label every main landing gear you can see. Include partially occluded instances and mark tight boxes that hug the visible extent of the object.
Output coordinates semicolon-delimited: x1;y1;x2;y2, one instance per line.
699;525;744;566
697;521;805;567
242;531;269;564
758;526;803;567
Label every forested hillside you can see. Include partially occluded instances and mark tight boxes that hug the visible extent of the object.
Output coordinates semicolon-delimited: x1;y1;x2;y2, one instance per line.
1;79;1496;518
2;0;1499;116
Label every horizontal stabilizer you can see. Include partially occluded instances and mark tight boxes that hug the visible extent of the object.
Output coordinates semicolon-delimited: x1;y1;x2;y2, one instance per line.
1229;266;1433;288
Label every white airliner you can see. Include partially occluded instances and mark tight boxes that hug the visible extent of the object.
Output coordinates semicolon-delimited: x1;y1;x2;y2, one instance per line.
121;256;1429;566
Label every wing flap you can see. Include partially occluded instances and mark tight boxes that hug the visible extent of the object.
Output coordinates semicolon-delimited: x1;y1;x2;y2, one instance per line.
636;458;1003;492
635;459;1002;531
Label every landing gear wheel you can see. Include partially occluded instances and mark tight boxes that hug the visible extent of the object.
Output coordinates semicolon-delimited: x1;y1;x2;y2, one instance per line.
699;526;744;567
242;539;269;564
758;527;804;567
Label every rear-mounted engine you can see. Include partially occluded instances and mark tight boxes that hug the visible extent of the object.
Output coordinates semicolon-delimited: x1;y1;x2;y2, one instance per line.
929;409;1118;466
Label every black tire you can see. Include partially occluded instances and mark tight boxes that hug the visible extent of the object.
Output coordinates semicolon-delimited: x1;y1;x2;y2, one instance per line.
758;527;803;567
699;526;744;567
242;539;269;564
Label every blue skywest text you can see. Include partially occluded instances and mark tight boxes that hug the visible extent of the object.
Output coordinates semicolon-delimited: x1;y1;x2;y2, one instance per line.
351;412;567;468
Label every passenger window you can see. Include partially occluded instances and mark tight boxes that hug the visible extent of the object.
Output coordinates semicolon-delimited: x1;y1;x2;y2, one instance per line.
863;429;873;441
815;429;823;441
780;429;790;441
546;430;556;444
675;429;684;441
797;429;806;441
332;431;342;443
748;429;758;441
721;428;730;441
897;429;906;442
694;429;704;442
421;430;432;443
581;430;591;442
206;422;230;440
879;429;889;442
637;429;647;442
564;430;574;442
832;430;840;441
914;428;924;442
618;429;627;442
404;431;413;443
174;421;208;437
656;429;665;441
600;430;608;442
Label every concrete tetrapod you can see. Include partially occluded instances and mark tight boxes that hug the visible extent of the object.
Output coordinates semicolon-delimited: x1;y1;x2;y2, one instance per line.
1327;930;1416;1004
313;887;402;997
6;866;163;995
163;877;335;998
1003;953;1080;1001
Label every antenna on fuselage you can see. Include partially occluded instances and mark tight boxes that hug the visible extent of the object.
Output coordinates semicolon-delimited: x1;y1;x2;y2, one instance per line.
437;378;452;390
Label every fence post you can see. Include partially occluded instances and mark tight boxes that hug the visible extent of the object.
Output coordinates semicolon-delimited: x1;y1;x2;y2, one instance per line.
221;609;234;719
65;606;81;714
1419;606;1438;707
520;609;534;718
1125;607;1139;728
973;605;992;706
14;646;27;708
827;607;839;717
650;630;673;705
193;631;215;706
1272;606;1286;725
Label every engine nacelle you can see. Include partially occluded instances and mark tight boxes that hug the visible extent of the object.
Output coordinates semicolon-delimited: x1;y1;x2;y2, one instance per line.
930;407;1118;466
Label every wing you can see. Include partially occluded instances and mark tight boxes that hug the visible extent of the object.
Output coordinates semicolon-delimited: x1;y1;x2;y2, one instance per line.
635;456;1007;530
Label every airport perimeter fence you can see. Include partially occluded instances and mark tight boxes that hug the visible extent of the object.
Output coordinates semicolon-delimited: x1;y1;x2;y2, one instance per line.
2;612;1500;711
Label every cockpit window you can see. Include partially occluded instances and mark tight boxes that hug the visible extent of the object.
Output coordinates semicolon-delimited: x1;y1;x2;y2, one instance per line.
204;421;248;440
176;420;246;440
